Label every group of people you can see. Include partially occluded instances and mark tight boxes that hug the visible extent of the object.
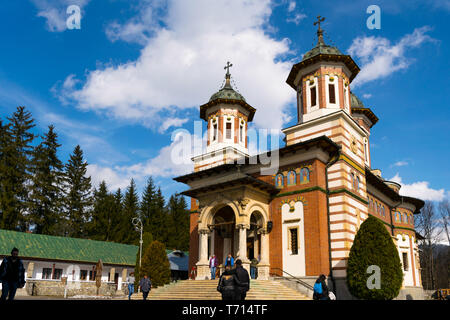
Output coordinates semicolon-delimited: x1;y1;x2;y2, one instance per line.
210;254;250;300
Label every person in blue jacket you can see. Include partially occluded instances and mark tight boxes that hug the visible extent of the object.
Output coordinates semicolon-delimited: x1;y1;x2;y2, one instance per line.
224;253;234;268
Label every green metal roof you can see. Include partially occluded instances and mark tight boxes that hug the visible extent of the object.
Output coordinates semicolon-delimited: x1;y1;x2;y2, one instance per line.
302;42;343;61
209;76;246;102
0;229;138;266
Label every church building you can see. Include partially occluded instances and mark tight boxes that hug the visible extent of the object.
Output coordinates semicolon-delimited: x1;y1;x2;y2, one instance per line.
174;18;424;299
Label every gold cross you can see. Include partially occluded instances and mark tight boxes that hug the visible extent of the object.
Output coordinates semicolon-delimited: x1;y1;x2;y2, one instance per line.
313;15;325;31
224;61;233;75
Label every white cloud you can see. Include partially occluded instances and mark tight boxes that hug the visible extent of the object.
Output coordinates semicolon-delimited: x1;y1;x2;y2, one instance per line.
390;173;446;201
391;161;409;167
60;0;295;131
362;93;372;99
348;26;436;87
286;13;307;25
31;0;89;32
287;1;296;12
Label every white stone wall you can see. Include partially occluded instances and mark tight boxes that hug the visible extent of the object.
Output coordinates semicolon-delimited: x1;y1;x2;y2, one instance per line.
281;201;305;277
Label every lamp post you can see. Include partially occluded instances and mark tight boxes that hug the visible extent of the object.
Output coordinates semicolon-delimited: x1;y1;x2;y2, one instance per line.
132;216;143;293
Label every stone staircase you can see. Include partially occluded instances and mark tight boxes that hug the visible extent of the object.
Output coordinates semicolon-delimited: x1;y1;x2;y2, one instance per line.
128;280;311;300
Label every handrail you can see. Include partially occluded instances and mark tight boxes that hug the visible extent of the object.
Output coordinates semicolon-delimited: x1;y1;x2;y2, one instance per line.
269;268;314;291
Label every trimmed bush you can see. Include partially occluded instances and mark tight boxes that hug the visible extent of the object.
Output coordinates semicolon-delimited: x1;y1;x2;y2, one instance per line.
140;240;171;288
347;215;403;299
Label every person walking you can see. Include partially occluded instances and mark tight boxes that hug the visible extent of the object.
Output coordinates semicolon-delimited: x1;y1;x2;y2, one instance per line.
127;272;135;300
139;274;152;300
224;253;234;268
313;274;330;300
0;247;26;301
217;265;242;300
250;257;258;279
234;259;250;300
209;255;218;280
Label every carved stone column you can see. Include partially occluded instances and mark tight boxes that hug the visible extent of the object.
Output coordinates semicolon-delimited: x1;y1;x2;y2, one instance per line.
257;229;270;280
26;262;35;279
196;229;211;280
236;224;250;273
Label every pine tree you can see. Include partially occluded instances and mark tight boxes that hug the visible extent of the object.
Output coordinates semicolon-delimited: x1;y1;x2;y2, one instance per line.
88;181;117;241
167;193;189;251
117;179;139;244
153;187;169;244
0;107;36;231
29;125;64;235
347;215;403;300
140;240;171;288
110;188;124;243
63;145;92;237
140;177;156;231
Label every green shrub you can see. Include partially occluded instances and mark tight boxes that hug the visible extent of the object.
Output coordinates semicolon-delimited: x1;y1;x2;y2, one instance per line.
140;240;171;288
347;216;403;299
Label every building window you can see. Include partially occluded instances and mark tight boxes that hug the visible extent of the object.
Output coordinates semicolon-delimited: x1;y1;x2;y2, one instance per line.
42;268;52;279
402;252;409;271
80;270;88;281
328;84;336;104
310;86;317;107
381;206;385;217
289;228;298;255
213;124;218;141
344;85;349;110
239;124;243;142
53;268;63;280
89;270;97;281
226;122;232;140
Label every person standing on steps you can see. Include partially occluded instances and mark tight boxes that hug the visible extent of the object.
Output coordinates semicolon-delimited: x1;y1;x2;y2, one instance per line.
224;253;234;268
313;274;330;300
217;264;242;300
234;259;250;300
0;247;26;301
139;274;152;300
209;254;218;280
127;272;135;300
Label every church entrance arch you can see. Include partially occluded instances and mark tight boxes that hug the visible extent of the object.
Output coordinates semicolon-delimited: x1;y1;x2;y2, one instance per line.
207;205;236;266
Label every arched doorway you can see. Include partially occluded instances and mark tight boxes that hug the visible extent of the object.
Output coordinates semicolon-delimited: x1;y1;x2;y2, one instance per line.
248;211;264;261
208;205;236;266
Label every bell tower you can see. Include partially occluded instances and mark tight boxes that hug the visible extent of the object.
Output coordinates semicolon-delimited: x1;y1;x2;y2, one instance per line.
192;62;256;172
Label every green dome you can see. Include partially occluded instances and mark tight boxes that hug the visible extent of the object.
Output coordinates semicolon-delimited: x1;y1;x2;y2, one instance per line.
350;93;365;108
302;42;343;61
209;78;246;102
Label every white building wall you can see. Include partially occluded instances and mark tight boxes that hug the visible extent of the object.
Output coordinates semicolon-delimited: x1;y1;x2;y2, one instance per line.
281;201;305;277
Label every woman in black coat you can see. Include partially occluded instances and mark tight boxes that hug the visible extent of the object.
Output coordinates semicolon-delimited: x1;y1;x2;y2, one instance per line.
313;274;330;300
217;265;242;300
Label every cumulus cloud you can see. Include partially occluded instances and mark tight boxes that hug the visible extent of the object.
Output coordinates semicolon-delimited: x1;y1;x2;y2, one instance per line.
362;93;372;99
348;26;436;87
390;173;446;201
31;0;89;32
390;161;409;167
60;0;295;132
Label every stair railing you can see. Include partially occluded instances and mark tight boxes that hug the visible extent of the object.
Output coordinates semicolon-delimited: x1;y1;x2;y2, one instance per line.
269;268;314;291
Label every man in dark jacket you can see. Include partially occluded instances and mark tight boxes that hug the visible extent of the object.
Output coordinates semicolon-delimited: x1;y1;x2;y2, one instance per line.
217;265;241;300
234;259;250;300
0;247;26;301
139;274;152;300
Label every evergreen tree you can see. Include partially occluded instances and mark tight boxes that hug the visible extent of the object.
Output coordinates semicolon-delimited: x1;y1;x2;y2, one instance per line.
140;240;171;288
29;125;64;235
116;179;139;244
88;181;118;241
63;145;92;237
110;188;124;243
347;215;403;300
167;193;189;251
134;231;153;287
153;187;168;244
0;107;36;231
140;177;156;231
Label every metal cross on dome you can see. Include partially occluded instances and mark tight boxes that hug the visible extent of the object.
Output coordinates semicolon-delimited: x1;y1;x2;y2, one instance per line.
224;61;233;76
313;15;325;31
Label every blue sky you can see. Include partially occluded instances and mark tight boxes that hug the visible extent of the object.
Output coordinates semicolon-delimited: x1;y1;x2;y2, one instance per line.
0;0;448;204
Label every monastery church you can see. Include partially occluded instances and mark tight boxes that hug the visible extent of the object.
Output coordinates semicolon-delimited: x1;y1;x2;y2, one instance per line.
174;18;424;299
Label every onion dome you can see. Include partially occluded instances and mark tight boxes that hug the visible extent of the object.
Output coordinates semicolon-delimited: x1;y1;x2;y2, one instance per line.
350;92;365;108
350;92;379;127
209;74;246;102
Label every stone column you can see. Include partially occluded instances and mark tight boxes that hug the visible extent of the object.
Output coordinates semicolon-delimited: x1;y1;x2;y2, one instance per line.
122;269;128;291
27;262;35;279
257;230;270;280
236;224;250;273
109;268;115;282
196;229;210;280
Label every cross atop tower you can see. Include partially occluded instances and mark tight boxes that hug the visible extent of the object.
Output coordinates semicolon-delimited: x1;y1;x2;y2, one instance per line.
313;16;325;44
224;61;233;76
